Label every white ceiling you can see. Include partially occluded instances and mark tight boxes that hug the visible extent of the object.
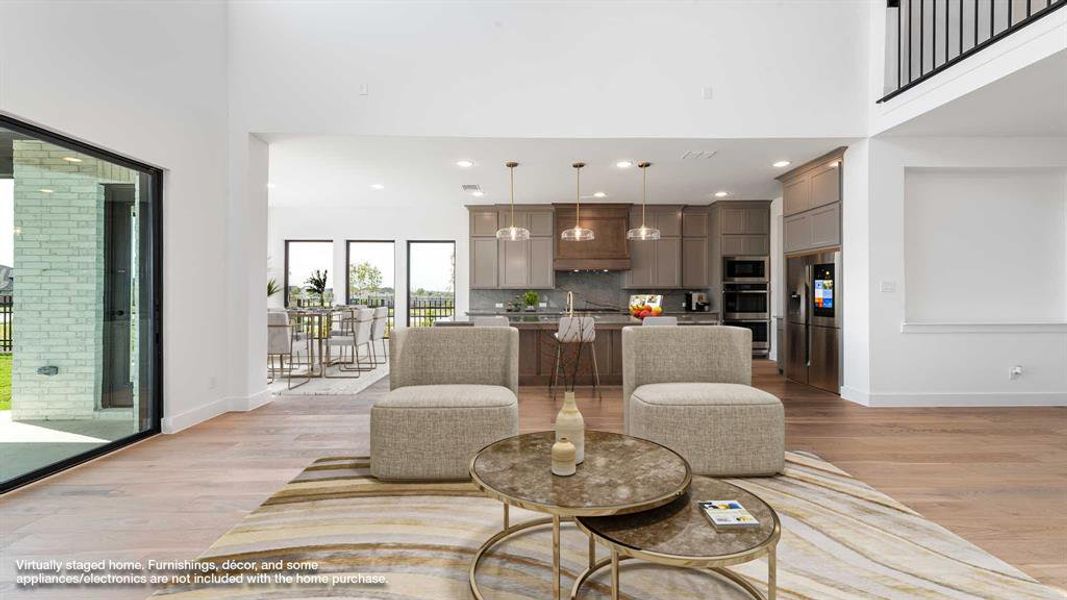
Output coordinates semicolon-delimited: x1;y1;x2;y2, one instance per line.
264;136;854;209
885;50;1067;137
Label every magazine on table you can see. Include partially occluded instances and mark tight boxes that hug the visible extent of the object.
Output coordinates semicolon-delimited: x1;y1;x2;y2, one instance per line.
699;500;761;530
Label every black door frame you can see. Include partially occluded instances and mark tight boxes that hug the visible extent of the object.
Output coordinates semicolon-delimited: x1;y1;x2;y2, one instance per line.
344;239;395;305
0;113;164;494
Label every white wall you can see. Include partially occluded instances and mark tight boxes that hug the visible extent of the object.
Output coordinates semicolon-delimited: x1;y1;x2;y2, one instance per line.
841;139;872;402
768;196;784;362
0;1;235;431
267;205;469;323
229;1;871;139
904;168;1066;323
846;136;1067;407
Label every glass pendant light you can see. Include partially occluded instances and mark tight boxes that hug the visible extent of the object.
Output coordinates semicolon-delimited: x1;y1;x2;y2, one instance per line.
496;161;531;241
627;161;661;240
560;162;595;241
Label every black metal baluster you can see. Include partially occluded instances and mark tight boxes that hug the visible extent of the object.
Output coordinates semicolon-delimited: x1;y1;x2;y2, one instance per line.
909;0;915;82
960;0;964;55
933;0;938;68
990;0;995;38
920;0;925;75
946;0;951;62
1026;0;1031;17
974;0;979;45
898;0;904;88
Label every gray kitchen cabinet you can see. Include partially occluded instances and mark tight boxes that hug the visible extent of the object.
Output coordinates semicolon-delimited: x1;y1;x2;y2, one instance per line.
625;206;683;289
470;209;499;236
809;162;841;209
783;177;812;216
682;237;709;288
528;237;554;288
722;235;769;256
784;202;840;254
654;237;682;288
682;209;708;237
468;205;554;289
624;236;655;288
809;202;841;248
470;237;499;288
721;206;769;235
498;236;529;288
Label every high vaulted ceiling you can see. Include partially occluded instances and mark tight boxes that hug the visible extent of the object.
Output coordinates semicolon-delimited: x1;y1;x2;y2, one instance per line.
264;136;854;209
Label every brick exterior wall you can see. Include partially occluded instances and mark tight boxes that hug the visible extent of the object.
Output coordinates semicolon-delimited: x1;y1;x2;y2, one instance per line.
10;141;134;420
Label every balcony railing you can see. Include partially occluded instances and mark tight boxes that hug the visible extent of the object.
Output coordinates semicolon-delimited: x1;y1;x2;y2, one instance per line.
408;295;455;327
881;0;1066;102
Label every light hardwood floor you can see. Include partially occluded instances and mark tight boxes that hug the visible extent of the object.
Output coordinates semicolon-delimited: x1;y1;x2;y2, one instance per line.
2;361;1065;599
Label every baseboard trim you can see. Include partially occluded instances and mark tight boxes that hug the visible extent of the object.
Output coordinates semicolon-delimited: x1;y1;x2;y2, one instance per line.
839;386;871;406
865;391;1067;408
161;387;273;433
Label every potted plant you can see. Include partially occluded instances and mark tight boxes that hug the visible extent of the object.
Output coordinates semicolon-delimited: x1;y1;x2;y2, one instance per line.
304;270;329;307
522;290;539;312
267;278;281;298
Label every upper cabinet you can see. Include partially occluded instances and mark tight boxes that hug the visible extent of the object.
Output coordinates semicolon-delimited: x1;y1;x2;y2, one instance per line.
624;206;682;289
720;206;770;235
681;208;709;288
777;148;844;254
469;205;555;289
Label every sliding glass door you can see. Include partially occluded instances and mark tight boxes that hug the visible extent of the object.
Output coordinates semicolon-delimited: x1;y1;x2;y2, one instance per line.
407;241;455;326
0;115;162;492
347;240;395;333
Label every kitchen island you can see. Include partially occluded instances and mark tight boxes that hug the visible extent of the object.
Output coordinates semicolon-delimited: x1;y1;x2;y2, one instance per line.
465;311;720;386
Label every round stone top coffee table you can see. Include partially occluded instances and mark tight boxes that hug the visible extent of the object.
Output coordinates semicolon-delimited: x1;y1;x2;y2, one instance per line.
469;431;692;600
574;477;781;600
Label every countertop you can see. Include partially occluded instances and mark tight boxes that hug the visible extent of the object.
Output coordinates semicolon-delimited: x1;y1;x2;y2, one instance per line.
464;310;720;329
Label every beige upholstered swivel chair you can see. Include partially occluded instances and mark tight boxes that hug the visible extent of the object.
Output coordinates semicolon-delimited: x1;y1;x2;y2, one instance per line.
622;325;784;476
370;327;519;480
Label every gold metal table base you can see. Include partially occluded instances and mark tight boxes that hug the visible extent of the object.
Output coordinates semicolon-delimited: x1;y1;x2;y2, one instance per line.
569;552;775;600
469;512;563;600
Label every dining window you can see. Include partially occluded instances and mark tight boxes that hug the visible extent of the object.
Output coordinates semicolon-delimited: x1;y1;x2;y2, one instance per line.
406;241;455;326
285;240;333;307
347;240;395;333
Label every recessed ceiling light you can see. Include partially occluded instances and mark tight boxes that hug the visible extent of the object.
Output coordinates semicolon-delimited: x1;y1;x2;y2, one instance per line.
615;160;634;169
471;190;485;197
62;156;82;163
370;183;385;190
593;191;607;198
772;160;791;168
39;188;55;194
266;182;277;189
714;191;729;198
456;160;475;168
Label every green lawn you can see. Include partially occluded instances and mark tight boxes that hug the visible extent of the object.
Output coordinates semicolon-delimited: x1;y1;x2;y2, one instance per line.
0;354;10;410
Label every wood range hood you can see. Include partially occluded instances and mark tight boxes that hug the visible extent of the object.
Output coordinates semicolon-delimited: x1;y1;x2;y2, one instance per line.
552;203;631;271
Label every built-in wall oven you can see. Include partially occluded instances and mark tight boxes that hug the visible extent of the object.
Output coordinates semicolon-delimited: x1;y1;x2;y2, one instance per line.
723;319;770;355
722;283;769;320
723;256;769;283
723;281;769;355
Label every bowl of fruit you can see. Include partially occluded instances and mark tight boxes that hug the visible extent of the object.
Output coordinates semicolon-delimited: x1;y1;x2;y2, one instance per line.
628;294;664;320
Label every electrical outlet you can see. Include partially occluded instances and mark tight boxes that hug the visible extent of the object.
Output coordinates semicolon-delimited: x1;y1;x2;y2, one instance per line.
1009;365;1023;380
208;375;217;390
879;281;896;293
701;86;714;100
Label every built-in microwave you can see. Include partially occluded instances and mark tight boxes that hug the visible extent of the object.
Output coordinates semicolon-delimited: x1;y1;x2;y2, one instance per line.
723;256;769;283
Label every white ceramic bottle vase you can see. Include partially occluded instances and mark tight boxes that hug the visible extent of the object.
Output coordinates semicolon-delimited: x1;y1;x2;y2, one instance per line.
555;391;585;464
551;437;577;477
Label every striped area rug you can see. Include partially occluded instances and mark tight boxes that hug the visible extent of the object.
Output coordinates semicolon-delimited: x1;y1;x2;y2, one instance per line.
153;452;1065;599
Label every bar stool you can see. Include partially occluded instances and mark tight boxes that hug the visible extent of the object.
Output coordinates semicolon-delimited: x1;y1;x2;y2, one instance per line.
267;311;310;389
550;315;600;399
369;306;389;365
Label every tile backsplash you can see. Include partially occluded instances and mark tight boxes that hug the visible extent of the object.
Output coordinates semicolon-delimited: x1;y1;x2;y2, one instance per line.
470;271;714;312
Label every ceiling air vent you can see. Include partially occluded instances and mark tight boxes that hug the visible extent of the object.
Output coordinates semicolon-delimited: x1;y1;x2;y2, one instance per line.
462;184;482;192
681;150;717;160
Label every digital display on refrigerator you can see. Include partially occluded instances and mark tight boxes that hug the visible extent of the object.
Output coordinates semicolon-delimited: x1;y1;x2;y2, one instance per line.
813;264;835;317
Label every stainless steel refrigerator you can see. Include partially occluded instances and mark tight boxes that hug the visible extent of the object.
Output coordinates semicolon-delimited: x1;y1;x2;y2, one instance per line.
785;250;841;393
